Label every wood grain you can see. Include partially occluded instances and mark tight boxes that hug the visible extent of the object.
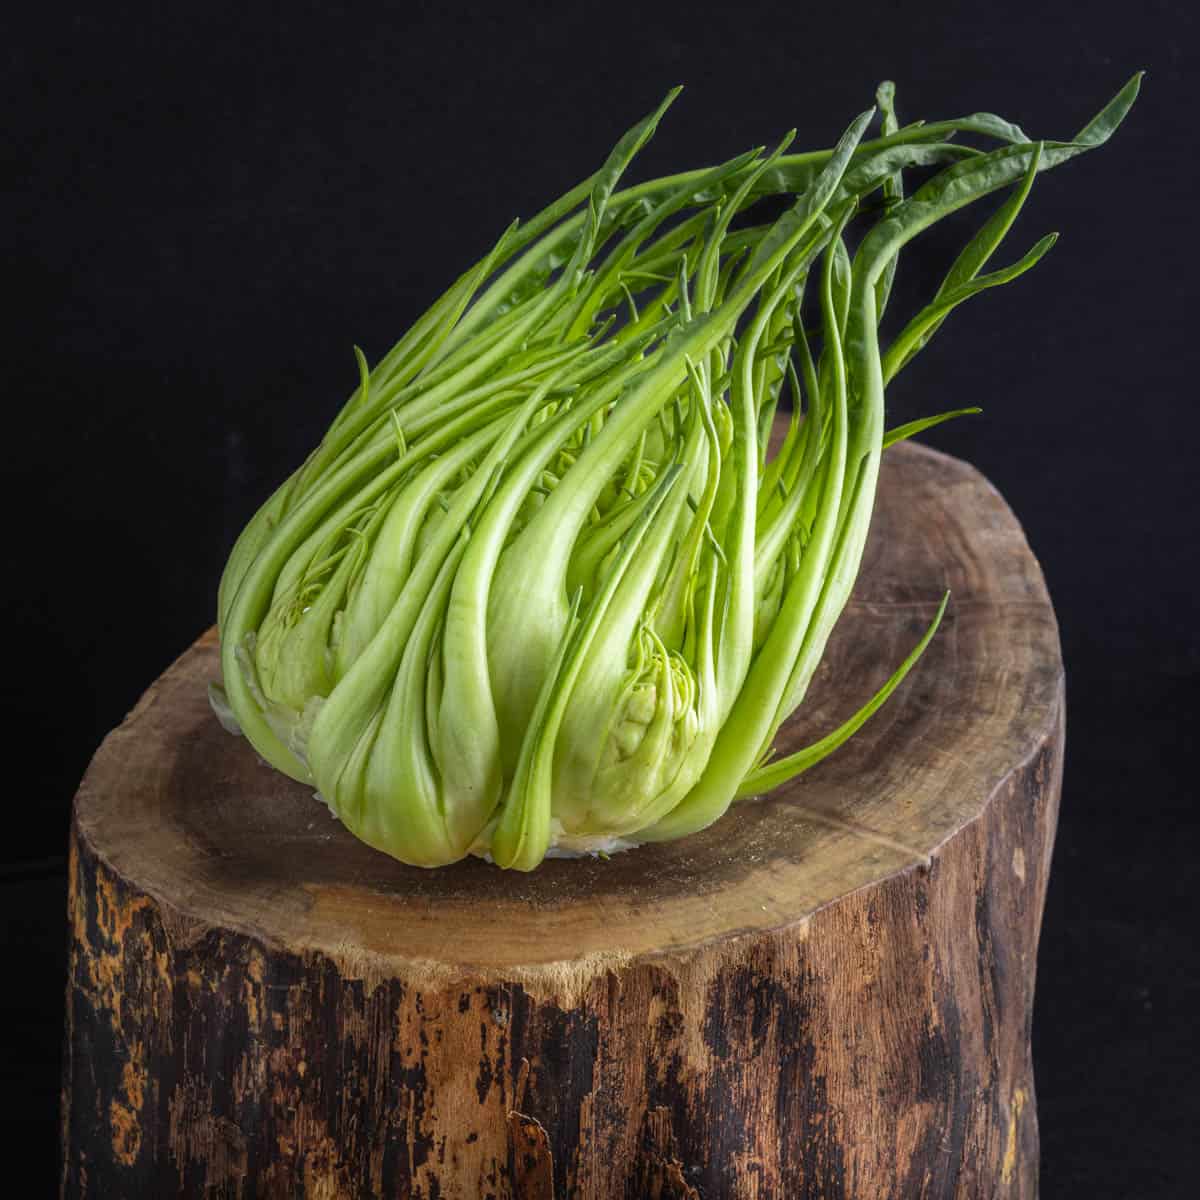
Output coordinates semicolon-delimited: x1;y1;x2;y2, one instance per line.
61;441;1064;1198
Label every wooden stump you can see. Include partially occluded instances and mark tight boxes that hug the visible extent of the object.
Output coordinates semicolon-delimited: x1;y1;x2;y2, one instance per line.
61;442;1064;1199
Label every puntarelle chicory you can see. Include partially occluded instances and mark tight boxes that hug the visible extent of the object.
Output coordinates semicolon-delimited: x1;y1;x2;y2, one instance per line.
213;77;1139;869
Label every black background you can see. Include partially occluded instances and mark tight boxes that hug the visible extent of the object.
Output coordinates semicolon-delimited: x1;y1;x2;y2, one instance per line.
6;1;1197;1194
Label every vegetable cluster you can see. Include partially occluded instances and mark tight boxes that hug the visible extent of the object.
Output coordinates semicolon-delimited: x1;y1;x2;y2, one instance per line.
215;78;1139;869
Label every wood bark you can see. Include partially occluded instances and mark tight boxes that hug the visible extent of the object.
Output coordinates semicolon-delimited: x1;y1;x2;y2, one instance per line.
61;442;1064;1198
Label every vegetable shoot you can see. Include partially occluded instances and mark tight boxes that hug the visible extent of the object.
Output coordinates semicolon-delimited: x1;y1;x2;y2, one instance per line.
214;77;1139;869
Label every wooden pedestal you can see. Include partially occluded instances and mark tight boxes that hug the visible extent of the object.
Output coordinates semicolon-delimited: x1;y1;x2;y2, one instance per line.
61;442;1064;1198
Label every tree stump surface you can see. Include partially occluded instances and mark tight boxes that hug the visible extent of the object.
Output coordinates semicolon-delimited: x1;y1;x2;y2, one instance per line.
62;441;1064;1199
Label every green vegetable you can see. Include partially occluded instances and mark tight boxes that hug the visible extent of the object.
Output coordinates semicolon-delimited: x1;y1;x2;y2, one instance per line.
214;75;1140;869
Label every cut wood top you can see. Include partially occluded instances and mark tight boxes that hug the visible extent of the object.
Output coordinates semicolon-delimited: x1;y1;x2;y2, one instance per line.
74;442;1063;986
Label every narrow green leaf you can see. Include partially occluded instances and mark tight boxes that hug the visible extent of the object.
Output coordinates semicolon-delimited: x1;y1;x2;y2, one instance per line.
735;592;949;796
882;232;1058;383
873;80;903;321
882;408;982;449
